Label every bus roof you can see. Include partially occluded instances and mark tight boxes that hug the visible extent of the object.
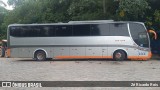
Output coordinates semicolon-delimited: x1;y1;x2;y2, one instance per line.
68;20;114;23
8;20;144;27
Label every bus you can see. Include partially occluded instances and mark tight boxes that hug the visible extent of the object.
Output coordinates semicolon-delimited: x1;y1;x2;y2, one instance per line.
6;20;152;61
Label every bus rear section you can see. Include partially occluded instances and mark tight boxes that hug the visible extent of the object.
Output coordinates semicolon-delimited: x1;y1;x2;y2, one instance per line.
128;23;152;60
7;21;151;61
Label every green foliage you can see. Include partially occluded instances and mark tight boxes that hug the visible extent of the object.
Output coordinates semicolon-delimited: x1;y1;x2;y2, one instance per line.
0;0;160;39
68;0;101;20
154;10;160;23
4;0;116;24
117;0;150;20
7;0;26;7
0;6;7;39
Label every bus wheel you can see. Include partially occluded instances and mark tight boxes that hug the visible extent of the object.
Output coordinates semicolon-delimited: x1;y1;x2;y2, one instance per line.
0;47;5;57
113;50;126;61
35;51;46;61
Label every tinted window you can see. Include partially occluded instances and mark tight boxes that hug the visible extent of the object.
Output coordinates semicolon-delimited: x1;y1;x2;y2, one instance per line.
91;24;109;36
9;23;129;37
56;25;72;36
130;23;149;48
33;26;55;37
73;25;90;36
10;27;19;37
10;25;56;37
129;23;146;39
44;26;55;36
109;23;129;36
31;26;42;37
10;26;29;37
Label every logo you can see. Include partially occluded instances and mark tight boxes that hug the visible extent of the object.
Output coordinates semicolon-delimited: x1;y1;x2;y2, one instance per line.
2;82;11;87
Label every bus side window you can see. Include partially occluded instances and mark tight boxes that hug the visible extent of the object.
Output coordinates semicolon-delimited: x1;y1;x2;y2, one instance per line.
91;24;110;36
23;26;31;37
48;26;55;37
10;27;17;37
56;25;72;36
73;25;90;36
109;23;129;36
91;24;100;36
10;26;23;37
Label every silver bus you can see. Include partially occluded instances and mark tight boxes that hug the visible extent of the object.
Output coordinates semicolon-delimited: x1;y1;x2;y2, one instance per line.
7;20;152;61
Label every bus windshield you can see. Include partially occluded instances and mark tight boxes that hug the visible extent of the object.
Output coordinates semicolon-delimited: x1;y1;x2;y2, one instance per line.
129;23;149;48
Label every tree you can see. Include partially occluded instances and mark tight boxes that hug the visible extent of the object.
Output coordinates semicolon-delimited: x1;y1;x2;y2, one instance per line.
117;0;150;21
0;6;7;39
7;0;26;8
148;0;160;11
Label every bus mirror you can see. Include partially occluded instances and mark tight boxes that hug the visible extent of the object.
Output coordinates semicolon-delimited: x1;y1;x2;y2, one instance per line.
148;30;157;40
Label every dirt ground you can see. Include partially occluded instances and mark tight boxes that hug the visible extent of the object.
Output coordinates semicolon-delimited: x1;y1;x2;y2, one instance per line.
0;55;160;90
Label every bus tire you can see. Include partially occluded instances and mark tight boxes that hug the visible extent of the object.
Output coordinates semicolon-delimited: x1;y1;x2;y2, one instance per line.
34;50;46;61
113;50;126;61
0;47;5;57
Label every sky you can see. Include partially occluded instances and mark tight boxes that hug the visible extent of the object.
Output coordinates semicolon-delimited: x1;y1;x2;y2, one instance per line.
1;0;13;10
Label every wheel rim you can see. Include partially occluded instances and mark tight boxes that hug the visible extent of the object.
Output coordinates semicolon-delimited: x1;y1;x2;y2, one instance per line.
37;52;45;60
115;52;122;59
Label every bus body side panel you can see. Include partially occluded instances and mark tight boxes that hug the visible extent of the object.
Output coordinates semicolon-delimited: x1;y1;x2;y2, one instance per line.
10;47;52;58
69;47;85;56
53;47;70;57
54;47;104;59
102;47;108;58
128;49;152;60
86;47;102;57
10;48;19;58
19;48;29;57
9;36;151;60
8;36;135;59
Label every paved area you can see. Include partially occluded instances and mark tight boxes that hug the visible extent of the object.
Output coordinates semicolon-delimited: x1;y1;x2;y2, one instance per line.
0;56;160;90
